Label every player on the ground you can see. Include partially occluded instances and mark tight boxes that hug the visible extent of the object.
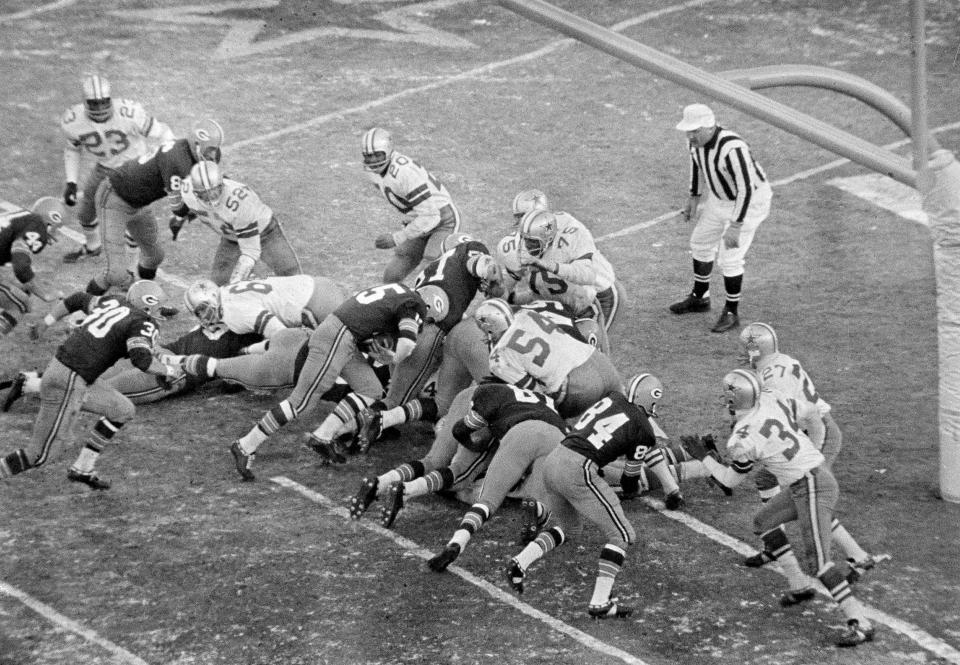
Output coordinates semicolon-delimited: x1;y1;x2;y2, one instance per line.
0;281;178;489
362;127;462;283
60;73;175;262
228;283;426;480
683;369;875;647
0;197;66;335
85;118;223;294
173;160;302;285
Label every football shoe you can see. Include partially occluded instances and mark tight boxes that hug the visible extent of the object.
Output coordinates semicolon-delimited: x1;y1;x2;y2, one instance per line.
427;543;461;572
588;598;634;619
380;481;405;528
349;477;379;519
67;468;111;490
230;440;255;481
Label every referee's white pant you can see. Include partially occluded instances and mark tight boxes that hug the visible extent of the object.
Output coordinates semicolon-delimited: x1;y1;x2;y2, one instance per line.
689;181;772;276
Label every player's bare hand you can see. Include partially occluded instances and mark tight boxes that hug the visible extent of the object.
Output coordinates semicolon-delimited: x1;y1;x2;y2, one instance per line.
723;225;741;249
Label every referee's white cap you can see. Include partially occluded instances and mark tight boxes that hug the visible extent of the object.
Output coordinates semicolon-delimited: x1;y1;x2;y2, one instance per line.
676;103;716;131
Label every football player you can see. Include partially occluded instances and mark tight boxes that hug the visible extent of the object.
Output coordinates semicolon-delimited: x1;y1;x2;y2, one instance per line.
0;281;178;489
85;118;223;295
737;322;886;576
60;73;175;262
229;283;427;480
182;274;346;343
361;127;462;283
502;375;672;619
173;160;302;285
480;297;623;418
683;369;875;647
0;197;66;335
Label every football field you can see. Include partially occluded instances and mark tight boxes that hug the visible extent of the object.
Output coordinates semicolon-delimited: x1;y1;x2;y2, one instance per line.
1;1;960;664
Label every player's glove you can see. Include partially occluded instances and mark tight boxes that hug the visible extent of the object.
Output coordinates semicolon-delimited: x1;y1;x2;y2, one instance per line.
63;182;78;207
374;233;396;250
680;434;715;462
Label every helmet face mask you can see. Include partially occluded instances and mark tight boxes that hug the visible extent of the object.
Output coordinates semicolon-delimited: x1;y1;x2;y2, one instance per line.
184;279;222;330
361;127;393;173
626;373;663;417
82;74;112;122
30;197;67;244
511;189;549;228
190;160;225;205
126;280;167;320
723;369;762;415
474;298;513;344
190;119;224;163
738;322;779;368
519;209;558;258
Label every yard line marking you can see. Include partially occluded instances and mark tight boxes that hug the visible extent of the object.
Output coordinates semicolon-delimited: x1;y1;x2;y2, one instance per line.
271;476;654;665
0;579;152;665
0;0;77;23
640;496;960;663
224;0;725;155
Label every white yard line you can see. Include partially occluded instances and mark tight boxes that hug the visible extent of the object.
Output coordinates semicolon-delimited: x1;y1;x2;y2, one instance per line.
0;580;152;665
271;476;654;665
0;0;78;23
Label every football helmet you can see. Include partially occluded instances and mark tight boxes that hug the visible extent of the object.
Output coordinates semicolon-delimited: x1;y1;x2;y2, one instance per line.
183;279;222;330
575;317;601;348
126;280;167;319
190;119;224;163
474;297;513;343
723;369;762;413
738;322;779;368
416;284;450;323
189;160;225;204
441;233;475;253
511;189;549;227
361;127;394;173
30;197;67;243
519;209;558;258
626;373;664;416
81;74;112;122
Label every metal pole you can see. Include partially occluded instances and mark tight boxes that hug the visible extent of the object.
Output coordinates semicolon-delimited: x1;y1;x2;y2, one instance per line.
911;0;931;192
497;0;917;187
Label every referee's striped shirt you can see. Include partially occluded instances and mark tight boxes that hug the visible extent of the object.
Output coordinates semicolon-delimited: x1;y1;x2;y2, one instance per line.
687;127;767;224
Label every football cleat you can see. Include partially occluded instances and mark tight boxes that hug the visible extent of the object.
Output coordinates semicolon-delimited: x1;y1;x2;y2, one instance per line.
349;476;379;519
2;372;26;412
743;549;776;568
306;435;347;465
67;468;111;490
355;408;383;453
519;497;547;545
427;543;461;572
779;587;816;607
711;309;740;333
62;244;103;263
588;597;634;619
664;490;686;510
669;294;710;314
380;481;405;528
230;440;255;481
505;560;525;594
836;619;875;647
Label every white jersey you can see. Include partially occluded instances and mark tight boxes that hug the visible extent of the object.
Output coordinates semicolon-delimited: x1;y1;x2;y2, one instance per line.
755;352;831;418
367;151;458;244
496;232;597;315
219;275;315;338
725;389;825;486
488;308;594;394
60;99;173;177
180;176;274;256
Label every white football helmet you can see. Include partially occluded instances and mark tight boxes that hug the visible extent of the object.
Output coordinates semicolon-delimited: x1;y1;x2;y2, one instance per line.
723;369;762;414
626;373;664;416
189;160;225;204
738;322;779;368
511;189;549;227
474;298;514;344
127;280;167;319
30;197;67;243
416;284;450;323
519;209;558;258
190;119;224;163
361;127;394;173
184;279;222;330
81;74;112;122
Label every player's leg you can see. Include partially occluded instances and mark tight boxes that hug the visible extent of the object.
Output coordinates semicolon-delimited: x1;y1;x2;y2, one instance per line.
65;380;136;489
210;329;309;391
87;183;134;294
14;359;87;475
126;208;163;281
260;219;303;277
558;350;624;419
302;276;347;328
670;196;724;313
106;366;189;404
383;235;427;284
64;164;107;260
0;279;31;336
210;238;240;286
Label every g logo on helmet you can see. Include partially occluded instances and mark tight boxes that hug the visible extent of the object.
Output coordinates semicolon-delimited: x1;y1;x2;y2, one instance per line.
650;387;663;400
142;294;160;306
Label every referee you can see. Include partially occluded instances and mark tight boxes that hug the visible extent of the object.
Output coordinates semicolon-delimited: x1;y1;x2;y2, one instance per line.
669;104;772;333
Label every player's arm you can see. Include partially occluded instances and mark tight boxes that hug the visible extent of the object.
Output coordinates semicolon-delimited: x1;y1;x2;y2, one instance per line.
725;143;756;224
796;399;825;449
698;440;751;490
141;109;175;145
683;150;702;221
60;117;82;205
228;204;266;283
388;170;444;245
395;304;422;364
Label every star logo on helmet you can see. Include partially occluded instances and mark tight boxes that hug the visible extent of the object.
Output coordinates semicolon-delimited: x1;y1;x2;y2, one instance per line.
110;1;475;59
